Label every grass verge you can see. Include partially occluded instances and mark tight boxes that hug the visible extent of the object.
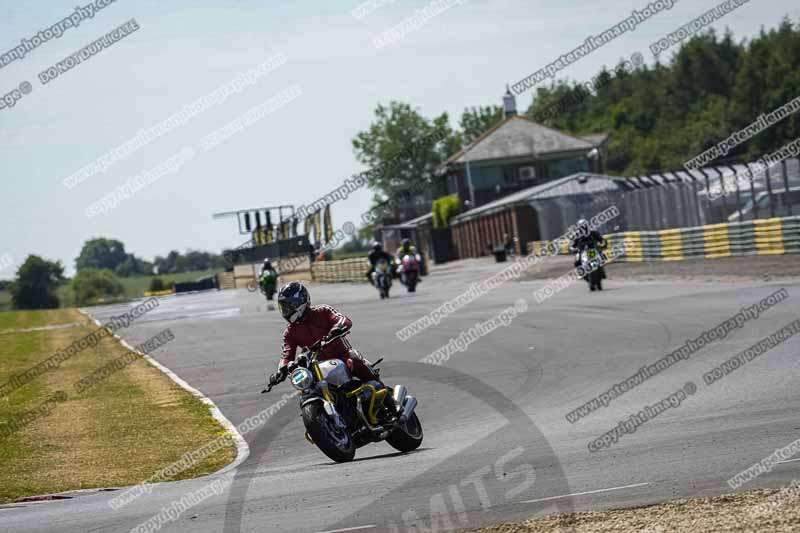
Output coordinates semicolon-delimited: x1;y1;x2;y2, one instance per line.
466;487;800;533
0;308;235;503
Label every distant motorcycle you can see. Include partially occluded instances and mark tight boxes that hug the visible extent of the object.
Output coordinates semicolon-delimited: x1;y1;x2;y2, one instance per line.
578;245;604;292
397;254;420;293
371;259;392;299
263;332;423;463
259;270;278;301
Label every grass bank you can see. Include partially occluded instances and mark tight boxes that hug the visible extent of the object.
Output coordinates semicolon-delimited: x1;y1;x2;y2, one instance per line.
467;487;800;532
0;308;235;503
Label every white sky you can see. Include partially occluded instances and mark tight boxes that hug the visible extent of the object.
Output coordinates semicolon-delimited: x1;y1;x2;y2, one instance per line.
0;0;797;276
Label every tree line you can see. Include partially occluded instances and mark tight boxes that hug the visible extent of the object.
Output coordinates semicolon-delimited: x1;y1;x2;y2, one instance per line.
527;18;800;175
4;239;229;310
74;238;228;277
352;17;800;217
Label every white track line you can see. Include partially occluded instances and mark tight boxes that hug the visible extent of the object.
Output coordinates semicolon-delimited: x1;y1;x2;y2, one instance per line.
316;526;376;533
79;309;250;477
777;458;800;465
519;482;650;504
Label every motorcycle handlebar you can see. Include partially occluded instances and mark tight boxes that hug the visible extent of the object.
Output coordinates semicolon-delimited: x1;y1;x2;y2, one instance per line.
308;330;350;360
264;331;351;393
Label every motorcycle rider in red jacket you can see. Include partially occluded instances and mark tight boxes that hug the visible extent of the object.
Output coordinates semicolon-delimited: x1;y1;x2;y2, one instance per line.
269;282;382;387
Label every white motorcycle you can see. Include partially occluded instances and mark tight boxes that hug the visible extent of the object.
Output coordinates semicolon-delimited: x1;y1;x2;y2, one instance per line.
263;333;423;462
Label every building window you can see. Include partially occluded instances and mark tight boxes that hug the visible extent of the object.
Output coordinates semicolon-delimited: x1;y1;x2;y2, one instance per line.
548;157;589;180
517;165;537;182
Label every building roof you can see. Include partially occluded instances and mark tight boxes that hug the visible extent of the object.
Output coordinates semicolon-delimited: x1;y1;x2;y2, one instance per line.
581;132;610;146
451;172;625;224
381;212;433;229
446;115;603;165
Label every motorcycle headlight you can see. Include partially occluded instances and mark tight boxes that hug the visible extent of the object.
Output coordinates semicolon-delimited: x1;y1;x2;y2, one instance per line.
290;367;314;391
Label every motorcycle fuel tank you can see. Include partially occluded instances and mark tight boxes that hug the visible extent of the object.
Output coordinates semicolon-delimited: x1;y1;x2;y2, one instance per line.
317;359;351;387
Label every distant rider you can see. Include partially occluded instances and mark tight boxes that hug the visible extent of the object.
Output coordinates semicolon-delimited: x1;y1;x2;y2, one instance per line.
365;242;395;285
261;258;277;276
269;282;383;387
503;233;516;257
570;218;607;278
395;238;417;261
395;238;422;285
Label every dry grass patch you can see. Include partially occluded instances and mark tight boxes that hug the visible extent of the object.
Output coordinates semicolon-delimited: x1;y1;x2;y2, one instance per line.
467;487;800;533
0;308;235;503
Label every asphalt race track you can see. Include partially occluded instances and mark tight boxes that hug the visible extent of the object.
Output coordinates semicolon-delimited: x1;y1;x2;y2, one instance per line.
2;259;799;533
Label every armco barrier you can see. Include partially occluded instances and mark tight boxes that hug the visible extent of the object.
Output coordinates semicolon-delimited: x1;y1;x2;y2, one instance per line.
143;289;174;297
527;216;800;262
174;277;217;293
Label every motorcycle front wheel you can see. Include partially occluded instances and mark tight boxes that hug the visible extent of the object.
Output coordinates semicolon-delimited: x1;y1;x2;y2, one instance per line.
589;269;602;291
302;403;356;462
387;412;423;453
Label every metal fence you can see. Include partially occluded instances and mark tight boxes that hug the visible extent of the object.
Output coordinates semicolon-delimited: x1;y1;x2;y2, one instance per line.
532;158;800;240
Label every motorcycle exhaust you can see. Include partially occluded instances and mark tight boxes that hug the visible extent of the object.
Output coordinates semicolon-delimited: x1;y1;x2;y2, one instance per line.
398;395;417;423
392;385;408;410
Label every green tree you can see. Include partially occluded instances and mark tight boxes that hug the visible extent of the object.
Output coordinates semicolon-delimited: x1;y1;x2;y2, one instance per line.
10;255;65;309
114;255;153;277
154;251;184;275
71;269;125;306
352;102;460;220
460;105;503;145
76;238;128;272
182;250;224;271
337;234;371;256
432;195;462;228
521;17;800;174
153;250;225;275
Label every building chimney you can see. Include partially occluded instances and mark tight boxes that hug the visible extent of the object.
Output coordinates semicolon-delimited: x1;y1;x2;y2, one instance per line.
503;85;517;118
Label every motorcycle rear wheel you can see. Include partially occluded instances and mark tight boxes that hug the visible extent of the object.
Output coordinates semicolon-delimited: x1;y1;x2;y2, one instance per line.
387;412;423;453
302;403;356;462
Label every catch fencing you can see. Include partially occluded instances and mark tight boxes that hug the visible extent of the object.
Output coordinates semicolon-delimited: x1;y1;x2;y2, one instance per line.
528;215;800;262
532;158;800;240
